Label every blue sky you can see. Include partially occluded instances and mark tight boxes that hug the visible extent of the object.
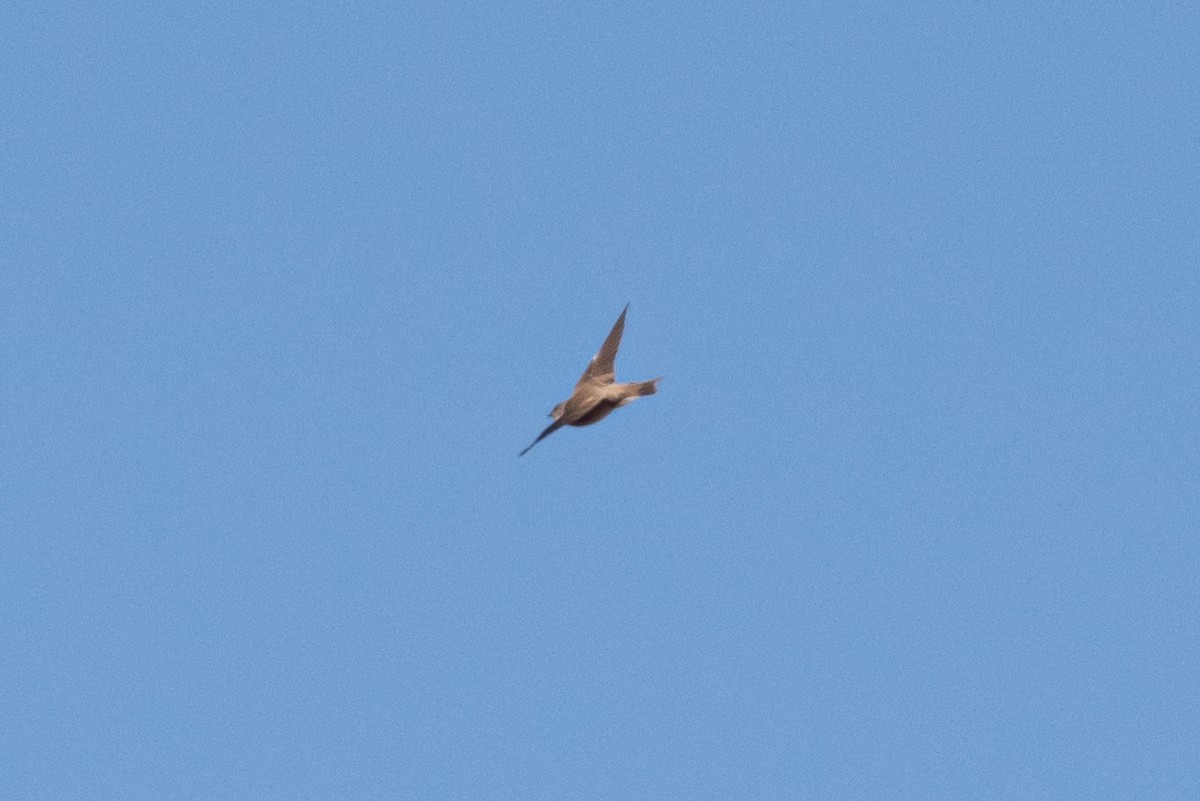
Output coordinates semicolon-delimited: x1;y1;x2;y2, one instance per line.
3;2;1198;798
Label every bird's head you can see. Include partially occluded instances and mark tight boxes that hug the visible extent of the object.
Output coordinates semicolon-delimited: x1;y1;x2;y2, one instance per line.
549;402;566;420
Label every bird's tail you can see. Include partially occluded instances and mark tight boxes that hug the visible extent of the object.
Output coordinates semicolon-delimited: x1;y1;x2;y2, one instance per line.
634;377;663;396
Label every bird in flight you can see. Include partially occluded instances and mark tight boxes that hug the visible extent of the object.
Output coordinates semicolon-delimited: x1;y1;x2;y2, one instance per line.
520;304;661;456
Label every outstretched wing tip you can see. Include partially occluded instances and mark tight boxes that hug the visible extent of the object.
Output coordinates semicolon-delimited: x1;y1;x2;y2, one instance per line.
519;419;563;456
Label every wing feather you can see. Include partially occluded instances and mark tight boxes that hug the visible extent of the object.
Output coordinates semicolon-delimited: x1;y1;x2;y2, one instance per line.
576;304;627;387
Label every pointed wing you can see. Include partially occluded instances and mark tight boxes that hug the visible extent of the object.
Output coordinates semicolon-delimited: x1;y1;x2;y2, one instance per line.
576;304;627;387
519;419;564;456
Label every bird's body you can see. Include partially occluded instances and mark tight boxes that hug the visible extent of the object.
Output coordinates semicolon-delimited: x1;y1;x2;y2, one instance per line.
520;305;660;456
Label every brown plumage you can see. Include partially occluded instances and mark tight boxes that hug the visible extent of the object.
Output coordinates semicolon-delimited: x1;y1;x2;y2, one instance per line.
520;304;661;456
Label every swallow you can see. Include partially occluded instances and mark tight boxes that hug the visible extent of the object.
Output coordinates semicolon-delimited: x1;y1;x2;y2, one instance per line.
520;304;661;456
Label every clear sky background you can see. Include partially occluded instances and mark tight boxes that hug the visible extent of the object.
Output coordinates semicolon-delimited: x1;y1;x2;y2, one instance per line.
3;2;1198;799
